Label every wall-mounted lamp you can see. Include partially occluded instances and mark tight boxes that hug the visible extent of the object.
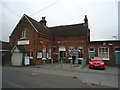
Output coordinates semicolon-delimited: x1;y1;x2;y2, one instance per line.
109;43;113;46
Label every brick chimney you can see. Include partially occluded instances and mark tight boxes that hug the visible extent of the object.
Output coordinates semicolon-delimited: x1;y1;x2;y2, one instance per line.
84;15;88;27
39;17;47;26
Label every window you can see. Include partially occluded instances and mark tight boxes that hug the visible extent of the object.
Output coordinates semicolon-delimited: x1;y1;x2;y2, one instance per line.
30;52;33;57
115;47;120;52
78;48;83;58
48;48;51;59
37;52;42;59
98;47;109;60
42;48;46;59
21;30;27;38
60;51;65;57
58;41;69;44
89;48;95;52
91;57;103;61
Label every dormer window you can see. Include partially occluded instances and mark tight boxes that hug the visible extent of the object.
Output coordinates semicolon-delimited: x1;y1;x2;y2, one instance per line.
21;30;27;38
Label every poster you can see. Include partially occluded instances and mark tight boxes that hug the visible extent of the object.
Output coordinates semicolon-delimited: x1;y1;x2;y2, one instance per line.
24;56;30;65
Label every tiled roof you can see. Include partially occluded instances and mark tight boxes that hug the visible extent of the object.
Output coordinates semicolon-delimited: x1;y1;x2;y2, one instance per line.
25;14;89;38
17;45;27;52
25;15;53;37
0;41;10;50
90;40;120;46
11;45;26;52
49;24;89;38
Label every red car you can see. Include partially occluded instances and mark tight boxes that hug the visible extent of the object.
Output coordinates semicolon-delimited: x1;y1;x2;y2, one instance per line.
89;56;105;70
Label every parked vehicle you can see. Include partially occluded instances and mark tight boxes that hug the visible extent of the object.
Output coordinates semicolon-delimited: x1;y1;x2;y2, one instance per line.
89;56;105;70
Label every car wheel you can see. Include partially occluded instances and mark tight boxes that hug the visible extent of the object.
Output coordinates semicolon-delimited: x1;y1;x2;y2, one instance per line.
89;67;91;69
101;68;105;70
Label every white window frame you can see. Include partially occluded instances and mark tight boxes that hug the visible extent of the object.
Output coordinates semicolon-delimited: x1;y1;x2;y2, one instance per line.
42;48;46;60
89;48;95;52
115;47;120;52
48;48;51;59
21;30;27;38
98;47;109;60
30;52;33;59
37;52;42;59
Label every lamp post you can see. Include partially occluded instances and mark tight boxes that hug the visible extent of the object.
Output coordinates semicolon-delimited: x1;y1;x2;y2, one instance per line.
113;35;117;40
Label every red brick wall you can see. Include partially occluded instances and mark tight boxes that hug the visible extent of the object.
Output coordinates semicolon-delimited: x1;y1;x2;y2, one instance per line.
89;42;120;66
10;16;90;65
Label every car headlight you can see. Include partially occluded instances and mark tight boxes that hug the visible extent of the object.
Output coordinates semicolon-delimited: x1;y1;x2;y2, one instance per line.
101;62;104;64
89;62;93;64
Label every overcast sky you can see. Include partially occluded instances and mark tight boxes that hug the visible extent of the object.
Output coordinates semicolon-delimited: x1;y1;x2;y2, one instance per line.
0;0;119;42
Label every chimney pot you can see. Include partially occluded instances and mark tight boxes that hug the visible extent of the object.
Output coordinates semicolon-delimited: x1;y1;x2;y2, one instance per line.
39;17;47;26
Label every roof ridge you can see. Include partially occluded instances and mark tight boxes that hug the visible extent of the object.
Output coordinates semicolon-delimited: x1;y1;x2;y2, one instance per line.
24;14;39;33
24;14;53;37
49;23;84;28
24;14;39;23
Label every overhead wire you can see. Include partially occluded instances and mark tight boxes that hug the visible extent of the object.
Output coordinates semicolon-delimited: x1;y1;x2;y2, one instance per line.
2;2;20;18
30;0;61;16
2;0;61;17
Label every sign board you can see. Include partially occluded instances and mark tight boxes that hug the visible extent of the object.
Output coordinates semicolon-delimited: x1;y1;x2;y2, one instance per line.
59;47;66;51
24;56;30;65
18;40;29;45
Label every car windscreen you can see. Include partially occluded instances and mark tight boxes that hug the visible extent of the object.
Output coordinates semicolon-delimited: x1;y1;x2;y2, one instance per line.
91;57;103;60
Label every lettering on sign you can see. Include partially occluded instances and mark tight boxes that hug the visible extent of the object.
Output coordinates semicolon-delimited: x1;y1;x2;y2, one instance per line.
18;40;29;45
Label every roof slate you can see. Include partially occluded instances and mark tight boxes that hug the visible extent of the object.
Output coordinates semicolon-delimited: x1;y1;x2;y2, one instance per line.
49;24;88;38
17;45;27;52
25;15;53;37
11;45;27;52
23;14;89;38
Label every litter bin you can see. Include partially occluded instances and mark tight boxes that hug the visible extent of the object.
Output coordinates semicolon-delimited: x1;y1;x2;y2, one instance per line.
81;59;87;68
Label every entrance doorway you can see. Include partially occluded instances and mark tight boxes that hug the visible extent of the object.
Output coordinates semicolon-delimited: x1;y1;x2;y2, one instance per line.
70;49;78;64
60;51;65;62
115;47;120;64
89;48;95;59
59;47;66;62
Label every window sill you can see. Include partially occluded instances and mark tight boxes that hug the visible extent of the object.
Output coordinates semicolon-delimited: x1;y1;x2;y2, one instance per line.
48;57;51;59
42;58;46;60
20;37;27;39
30;57;33;59
37;58;42;60
68;57;72;59
78;58;84;60
89;51;95;53
103;58;109;60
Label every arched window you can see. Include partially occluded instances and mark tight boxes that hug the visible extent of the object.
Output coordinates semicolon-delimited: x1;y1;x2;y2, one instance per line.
21;30;27;38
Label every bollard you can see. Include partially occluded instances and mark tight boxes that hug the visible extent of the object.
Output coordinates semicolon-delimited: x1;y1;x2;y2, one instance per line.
70;59;72;68
43;60;45;65
60;59;63;68
51;59;53;66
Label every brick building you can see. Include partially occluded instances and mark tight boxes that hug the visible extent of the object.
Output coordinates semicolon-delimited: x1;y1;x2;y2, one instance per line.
89;40;120;66
9;14;120;66
9;14;90;66
0;41;11;65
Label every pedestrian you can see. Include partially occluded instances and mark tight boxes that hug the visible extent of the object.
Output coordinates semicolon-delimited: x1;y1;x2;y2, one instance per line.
72;56;75;64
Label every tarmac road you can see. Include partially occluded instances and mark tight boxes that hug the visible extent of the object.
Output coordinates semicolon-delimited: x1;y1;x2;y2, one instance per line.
2;65;119;88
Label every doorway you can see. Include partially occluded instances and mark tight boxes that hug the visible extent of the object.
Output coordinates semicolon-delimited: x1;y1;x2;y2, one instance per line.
59;47;66;62
60;51;65;62
115;47;120;64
